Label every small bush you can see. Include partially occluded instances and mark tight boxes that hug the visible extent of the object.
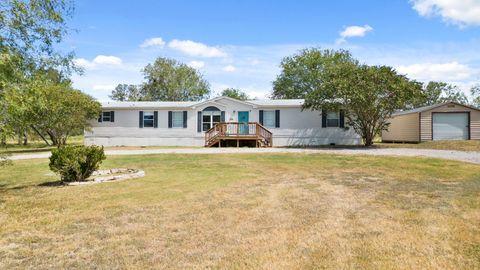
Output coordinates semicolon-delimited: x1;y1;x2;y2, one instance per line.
0;153;12;167
49;145;106;182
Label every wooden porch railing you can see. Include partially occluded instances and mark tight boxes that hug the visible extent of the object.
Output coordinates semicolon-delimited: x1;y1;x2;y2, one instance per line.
205;122;273;147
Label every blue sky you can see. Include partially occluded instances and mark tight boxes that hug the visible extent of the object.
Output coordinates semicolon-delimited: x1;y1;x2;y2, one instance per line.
63;0;480;100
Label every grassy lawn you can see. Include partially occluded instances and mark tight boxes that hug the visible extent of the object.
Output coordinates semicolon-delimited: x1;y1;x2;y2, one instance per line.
1;154;479;269
376;140;480;152
1;136;199;156
1;135;84;155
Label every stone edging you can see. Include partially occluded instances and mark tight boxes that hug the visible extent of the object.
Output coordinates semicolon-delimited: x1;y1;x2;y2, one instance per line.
67;168;145;186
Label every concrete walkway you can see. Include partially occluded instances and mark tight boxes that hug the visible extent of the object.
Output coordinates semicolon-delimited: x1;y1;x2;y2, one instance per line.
7;147;480;164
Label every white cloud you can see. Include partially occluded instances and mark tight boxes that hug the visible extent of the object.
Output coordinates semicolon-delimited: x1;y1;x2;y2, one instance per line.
140;37;166;48
187;60;205;69
73;58;96;69
340;25;374;38
396;62;473;81
336;25;373;44
92;84;116;91
73;55;122;70
222;65;236;72
168;39;227;58
411;0;480;26
93;55;122;65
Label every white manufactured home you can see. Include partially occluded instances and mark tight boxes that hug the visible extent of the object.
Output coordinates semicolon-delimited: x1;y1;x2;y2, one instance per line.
85;96;361;147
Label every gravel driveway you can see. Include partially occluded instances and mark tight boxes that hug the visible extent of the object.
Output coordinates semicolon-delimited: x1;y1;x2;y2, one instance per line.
7;147;480;164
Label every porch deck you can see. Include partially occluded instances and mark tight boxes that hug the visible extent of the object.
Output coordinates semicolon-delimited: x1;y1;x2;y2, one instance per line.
205;122;273;147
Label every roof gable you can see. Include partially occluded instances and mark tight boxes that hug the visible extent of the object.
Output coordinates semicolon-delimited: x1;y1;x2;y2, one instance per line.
190;96;257;109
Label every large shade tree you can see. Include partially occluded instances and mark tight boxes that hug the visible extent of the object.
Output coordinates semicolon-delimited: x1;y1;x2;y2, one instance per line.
410;81;472;108
0;0;75;87
109;84;141;101
110;57;211;101
220;88;249;100
5;70;101;146
0;0;76;148
272;48;423;146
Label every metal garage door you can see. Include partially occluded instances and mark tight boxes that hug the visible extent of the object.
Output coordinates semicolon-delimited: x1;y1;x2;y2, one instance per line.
432;113;469;140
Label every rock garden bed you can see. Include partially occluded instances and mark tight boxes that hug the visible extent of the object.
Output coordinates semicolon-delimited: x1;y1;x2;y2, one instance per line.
67;168;145;186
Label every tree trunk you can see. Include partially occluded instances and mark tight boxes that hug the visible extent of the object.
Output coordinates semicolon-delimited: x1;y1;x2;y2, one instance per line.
31;125;51;146
0;130;7;146
23;131;28;145
17;132;22;145
47;131;58;146
59;136;68;146
364;132;374;146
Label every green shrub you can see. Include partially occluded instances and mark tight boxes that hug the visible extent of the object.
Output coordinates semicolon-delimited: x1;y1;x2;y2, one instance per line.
49;145;106;182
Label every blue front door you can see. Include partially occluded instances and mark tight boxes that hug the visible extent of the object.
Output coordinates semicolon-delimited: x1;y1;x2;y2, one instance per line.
238;111;249;135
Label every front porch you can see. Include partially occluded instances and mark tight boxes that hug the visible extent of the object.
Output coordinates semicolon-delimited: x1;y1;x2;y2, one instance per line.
205;122;273;147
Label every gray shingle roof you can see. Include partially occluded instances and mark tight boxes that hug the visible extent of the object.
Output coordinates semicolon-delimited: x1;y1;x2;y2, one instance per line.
101;101;198;109
101;98;306;109
247;99;304;106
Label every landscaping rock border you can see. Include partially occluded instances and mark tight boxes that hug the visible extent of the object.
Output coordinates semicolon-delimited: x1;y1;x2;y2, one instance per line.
67;168;145;186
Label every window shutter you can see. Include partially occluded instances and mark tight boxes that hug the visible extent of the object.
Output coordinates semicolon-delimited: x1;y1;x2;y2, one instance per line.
98;113;102;122
183;111;188;128
221;111;225;122
275;110;280;128
154;111;158;128
168;111;172;128
110;111;115;122
259;110;264;125
139;111;144;128
197;111;202;132
339;110;345;128
322;110;327;128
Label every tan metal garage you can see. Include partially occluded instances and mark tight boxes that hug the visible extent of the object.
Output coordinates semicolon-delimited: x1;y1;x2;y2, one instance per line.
382;102;480;143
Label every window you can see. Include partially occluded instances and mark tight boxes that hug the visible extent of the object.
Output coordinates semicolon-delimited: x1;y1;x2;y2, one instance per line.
202;111;221;131
326;112;339;127
172;111;184;128
102;111;111;122
143;112;154;128
263;111;275;128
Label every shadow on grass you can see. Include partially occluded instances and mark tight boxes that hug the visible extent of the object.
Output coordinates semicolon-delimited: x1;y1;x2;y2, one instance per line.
282;145;373;150
37;180;65;187
0;180;66;192
4;148;54;154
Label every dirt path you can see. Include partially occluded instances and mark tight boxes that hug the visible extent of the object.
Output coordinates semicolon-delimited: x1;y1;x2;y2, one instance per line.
7;147;480;164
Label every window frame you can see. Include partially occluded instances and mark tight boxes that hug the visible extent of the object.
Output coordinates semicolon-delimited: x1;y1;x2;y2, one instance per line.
326;111;340;127
171;111;184;128
202;111;221;131
263;110;276;128
143;111;154;128
102;111;111;122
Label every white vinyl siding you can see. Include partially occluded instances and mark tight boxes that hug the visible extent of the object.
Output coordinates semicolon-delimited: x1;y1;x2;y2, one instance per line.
263;111;275;128
86;97;363;147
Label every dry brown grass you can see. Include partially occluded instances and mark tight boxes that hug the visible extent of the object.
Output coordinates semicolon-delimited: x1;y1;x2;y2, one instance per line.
377;140;480;152
1;154;479;269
